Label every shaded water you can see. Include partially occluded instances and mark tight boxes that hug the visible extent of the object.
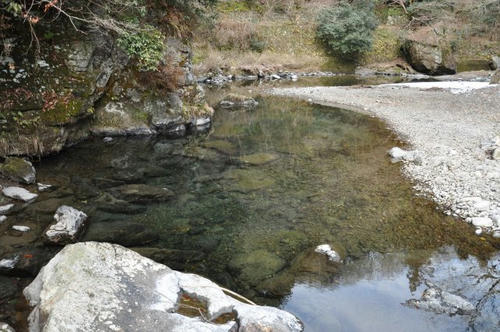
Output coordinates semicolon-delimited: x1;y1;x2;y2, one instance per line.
1;96;498;330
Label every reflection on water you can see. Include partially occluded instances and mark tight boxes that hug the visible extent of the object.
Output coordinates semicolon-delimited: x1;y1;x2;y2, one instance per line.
283;247;500;331
1;96;499;330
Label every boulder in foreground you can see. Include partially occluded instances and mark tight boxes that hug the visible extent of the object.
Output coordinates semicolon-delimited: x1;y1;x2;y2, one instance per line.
23;242;303;332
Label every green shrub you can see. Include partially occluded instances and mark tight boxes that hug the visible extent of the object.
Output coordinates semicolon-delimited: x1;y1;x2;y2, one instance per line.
117;26;165;71
316;1;377;58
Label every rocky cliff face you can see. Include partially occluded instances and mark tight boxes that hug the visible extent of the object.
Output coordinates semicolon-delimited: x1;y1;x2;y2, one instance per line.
0;26;212;157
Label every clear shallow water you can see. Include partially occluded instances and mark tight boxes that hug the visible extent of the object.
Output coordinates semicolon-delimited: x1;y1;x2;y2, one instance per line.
1;96;499;330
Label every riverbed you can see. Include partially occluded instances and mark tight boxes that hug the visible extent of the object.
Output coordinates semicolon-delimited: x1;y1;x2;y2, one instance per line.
1;81;499;331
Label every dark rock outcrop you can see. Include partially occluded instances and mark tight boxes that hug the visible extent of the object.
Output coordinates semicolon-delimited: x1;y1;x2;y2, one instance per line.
403;39;456;75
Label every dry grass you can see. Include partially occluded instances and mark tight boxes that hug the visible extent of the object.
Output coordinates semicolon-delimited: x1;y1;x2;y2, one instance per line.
214;19;259;51
193;48;327;74
193;0;337;74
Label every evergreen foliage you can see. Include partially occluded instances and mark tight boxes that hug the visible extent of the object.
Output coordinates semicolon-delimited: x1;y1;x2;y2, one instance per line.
316;1;378;58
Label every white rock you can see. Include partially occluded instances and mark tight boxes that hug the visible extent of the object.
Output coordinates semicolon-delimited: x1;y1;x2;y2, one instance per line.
36;59;49;68
388;147;420;163
45;206;87;244
2;186;38;202
0;216;6;224
492;148;500;160
315;244;342;263
37;183;53;192
194;117;211;127
0;256;19;269
0;322;15;332
491;215;500;227
0;204;14;214
23;242;303;332
12;225;30;232
473;200;490;211
475;228;482;235
471;217;493;228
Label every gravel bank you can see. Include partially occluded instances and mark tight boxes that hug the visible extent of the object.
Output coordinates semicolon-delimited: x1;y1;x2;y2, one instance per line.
271;83;500;235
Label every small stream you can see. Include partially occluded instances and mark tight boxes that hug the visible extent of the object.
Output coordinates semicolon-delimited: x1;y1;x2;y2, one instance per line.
1;78;498;331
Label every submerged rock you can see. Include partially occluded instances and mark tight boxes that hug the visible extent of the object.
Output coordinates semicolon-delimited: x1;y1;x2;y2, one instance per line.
203;140;238;155
217;94;259;110
223;169;275;193
83;221;159;246
23;242;303;332
109;184;174;204
94;193;147;215
237;153;280;166
45;206;88;245
0;157;36;184
0;247;57;277
2;186;38;202
229;249;286;286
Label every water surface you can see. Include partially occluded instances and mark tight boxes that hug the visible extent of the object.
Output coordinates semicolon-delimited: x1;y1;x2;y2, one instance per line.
1;95;498;330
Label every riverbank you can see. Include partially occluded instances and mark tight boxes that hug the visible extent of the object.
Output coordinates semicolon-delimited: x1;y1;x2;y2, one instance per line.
271;82;500;235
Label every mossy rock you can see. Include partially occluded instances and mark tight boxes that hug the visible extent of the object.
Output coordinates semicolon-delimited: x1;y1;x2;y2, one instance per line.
223;168;275;192
203;140;238;155
228;249;286;286
0;157;36;184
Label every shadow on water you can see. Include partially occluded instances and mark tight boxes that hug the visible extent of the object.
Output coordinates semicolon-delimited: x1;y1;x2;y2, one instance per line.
1;95;498;331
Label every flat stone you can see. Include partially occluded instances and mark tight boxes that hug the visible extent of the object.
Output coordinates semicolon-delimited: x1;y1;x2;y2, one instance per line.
23;242;303;332
12;225;30;232
45;206;88;244
0;204;14;214
2;187;38;202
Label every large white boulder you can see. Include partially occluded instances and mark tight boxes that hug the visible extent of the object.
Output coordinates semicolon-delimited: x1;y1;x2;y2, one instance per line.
23;242;303;332
45;206;88;244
